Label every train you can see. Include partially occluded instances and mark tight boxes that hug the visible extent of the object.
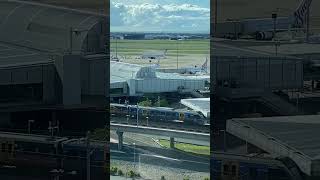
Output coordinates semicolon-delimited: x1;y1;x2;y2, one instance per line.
110;103;208;125
0;132;108;179
212;153;302;180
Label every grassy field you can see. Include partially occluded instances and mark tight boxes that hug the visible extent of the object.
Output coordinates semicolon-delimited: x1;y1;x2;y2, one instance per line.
158;139;210;156
111;39;209;55
110;39;210;68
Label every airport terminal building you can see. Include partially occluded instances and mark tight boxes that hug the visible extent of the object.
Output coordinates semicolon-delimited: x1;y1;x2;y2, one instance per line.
110;61;207;97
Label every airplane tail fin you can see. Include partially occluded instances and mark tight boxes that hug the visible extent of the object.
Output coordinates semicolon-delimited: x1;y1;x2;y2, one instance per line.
293;0;312;28
201;57;208;71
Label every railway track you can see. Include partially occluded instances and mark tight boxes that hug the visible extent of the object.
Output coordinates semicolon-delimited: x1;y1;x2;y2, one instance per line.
110;116;210;133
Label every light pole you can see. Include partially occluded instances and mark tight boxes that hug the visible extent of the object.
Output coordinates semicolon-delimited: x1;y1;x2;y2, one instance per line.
146;117;149;126
136;104;139;127
176;40;179;70
28;120;35;134
126;114;130;124
49;121;54;138
272;11;278;56
272;12;277;39
48;121;59;138
133;143;136;171
115;38;118;59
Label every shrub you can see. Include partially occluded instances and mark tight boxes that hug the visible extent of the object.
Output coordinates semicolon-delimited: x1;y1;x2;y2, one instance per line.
118;169;124;176
161;176;166;180
128;170;135;178
138;98;152;107
110;166;118;175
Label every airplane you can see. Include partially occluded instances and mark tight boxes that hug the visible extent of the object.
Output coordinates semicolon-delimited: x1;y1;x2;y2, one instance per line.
184;57;209;75
140;49;168;60
216;0;313;40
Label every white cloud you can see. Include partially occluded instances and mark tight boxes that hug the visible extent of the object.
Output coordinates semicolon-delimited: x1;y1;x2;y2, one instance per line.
111;1;210;32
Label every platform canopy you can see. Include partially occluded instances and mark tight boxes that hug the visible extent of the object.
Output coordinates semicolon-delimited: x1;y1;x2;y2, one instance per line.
227;115;320;176
180;98;210;118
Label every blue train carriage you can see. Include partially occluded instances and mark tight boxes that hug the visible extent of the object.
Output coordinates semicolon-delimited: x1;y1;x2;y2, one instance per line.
110;103;128;115
212;158;294;180
61;139;108;169
0;133;67;170
110;103;206;125
175;109;207;125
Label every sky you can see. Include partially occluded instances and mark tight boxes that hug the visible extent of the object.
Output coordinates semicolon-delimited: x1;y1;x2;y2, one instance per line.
111;0;210;33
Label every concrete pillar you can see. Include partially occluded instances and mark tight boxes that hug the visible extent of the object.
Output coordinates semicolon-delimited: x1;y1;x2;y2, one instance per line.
170;137;175;149
116;131;124;150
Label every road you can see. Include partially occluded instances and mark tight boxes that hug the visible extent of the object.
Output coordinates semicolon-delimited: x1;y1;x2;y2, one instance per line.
110;131;210;173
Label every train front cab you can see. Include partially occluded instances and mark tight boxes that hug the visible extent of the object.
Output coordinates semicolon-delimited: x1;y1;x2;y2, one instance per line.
179;112;185;122
221;160;239;180
0;138;15;163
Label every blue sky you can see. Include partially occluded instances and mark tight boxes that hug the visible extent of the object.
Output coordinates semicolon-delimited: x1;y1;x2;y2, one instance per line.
111;0;210;33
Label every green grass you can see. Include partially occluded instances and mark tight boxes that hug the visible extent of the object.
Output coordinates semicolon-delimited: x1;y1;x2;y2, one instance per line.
110;39;210;56
158;139;210;156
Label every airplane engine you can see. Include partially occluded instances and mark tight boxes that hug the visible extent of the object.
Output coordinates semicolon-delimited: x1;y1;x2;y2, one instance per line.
255;31;274;40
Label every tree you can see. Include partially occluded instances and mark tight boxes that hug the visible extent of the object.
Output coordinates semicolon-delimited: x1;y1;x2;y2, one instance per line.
161;176;166;180
155;98;169;107
128;170;135;178
138;98;152;107
118;169;124;176
110;166;117;175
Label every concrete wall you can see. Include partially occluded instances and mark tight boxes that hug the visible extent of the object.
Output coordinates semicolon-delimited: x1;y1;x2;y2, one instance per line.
134;79;205;94
62;55;81;105
43;64;60;104
212;56;303;90
0;65;44;85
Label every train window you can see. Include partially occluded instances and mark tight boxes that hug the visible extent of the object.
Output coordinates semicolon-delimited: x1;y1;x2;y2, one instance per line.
168;112;176;118
1;143;5;152
231;165;236;176
223;164;229;175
